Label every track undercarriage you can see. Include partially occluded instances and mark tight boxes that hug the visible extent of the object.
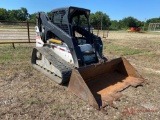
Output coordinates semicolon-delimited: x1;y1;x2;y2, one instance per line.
32;47;73;84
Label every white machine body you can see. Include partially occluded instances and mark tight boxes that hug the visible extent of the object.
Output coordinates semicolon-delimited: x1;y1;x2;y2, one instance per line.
35;26;95;65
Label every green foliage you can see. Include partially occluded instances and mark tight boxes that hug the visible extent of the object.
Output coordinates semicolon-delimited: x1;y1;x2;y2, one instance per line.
0;8;7;20
47;11;52;17
110;20;121;30
146;18;160;24
20;7;29;21
120;16;143;28
29;13;36;22
0;7;29;21
1;7;160;30
89;11;111;28
121;16;137;27
79;15;87;26
110;16;144;30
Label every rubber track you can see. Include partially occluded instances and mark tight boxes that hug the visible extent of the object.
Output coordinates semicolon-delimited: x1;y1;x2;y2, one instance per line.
33;47;73;84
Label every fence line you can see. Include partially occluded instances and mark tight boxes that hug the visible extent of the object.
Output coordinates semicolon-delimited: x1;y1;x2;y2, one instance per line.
0;21;35;48
0;21;109;48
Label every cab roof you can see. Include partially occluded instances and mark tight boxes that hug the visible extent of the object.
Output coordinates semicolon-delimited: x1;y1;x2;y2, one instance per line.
51;6;90;13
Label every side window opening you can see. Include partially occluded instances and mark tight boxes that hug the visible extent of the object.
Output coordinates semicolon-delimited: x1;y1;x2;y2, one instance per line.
52;10;69;34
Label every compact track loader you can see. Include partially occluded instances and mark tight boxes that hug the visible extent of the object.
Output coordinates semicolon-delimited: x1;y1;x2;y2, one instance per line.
31;6;144;111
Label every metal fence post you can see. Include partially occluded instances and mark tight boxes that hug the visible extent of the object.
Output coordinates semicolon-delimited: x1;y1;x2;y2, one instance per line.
27;21;30;43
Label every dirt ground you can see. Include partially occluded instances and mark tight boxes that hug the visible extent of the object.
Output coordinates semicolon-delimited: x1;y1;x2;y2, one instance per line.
0;31;160;120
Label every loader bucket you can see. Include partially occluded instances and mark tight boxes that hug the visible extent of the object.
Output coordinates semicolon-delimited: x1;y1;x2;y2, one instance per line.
68;57;144;110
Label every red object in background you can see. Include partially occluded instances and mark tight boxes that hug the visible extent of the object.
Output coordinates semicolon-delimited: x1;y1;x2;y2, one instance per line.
135;28;140;32
130;27;135;31
130;27;140;32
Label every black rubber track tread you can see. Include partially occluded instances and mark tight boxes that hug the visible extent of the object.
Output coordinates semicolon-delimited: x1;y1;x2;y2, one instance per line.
33;47;73;84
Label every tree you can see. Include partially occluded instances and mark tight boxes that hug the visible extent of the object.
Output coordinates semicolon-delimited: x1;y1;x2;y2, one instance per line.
89;11;111;28
0;8;7;20
20;7;29;21
7;7;29;21
110;20;120;30
89;13;96;26
29;13;36;22
136;21;144;27
119;16;143;29
146;18;160;24
121;16;138;28
47;11;52;17
7;10;17;21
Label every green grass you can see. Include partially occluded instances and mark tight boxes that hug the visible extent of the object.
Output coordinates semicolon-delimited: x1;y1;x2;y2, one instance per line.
0;46;32;64
23;97;42;109
103;43;143;56
0;52;13;64
0;54;12;60
27;97;39;105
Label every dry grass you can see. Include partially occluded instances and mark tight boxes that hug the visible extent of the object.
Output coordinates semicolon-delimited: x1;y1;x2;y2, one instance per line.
0;31;160;120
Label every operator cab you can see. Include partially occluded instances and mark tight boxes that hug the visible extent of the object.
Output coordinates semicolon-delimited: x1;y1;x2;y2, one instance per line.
50;6;100;65
51;6;92;45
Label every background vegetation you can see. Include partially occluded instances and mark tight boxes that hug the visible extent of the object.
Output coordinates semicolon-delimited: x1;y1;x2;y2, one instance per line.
0;7;160;30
